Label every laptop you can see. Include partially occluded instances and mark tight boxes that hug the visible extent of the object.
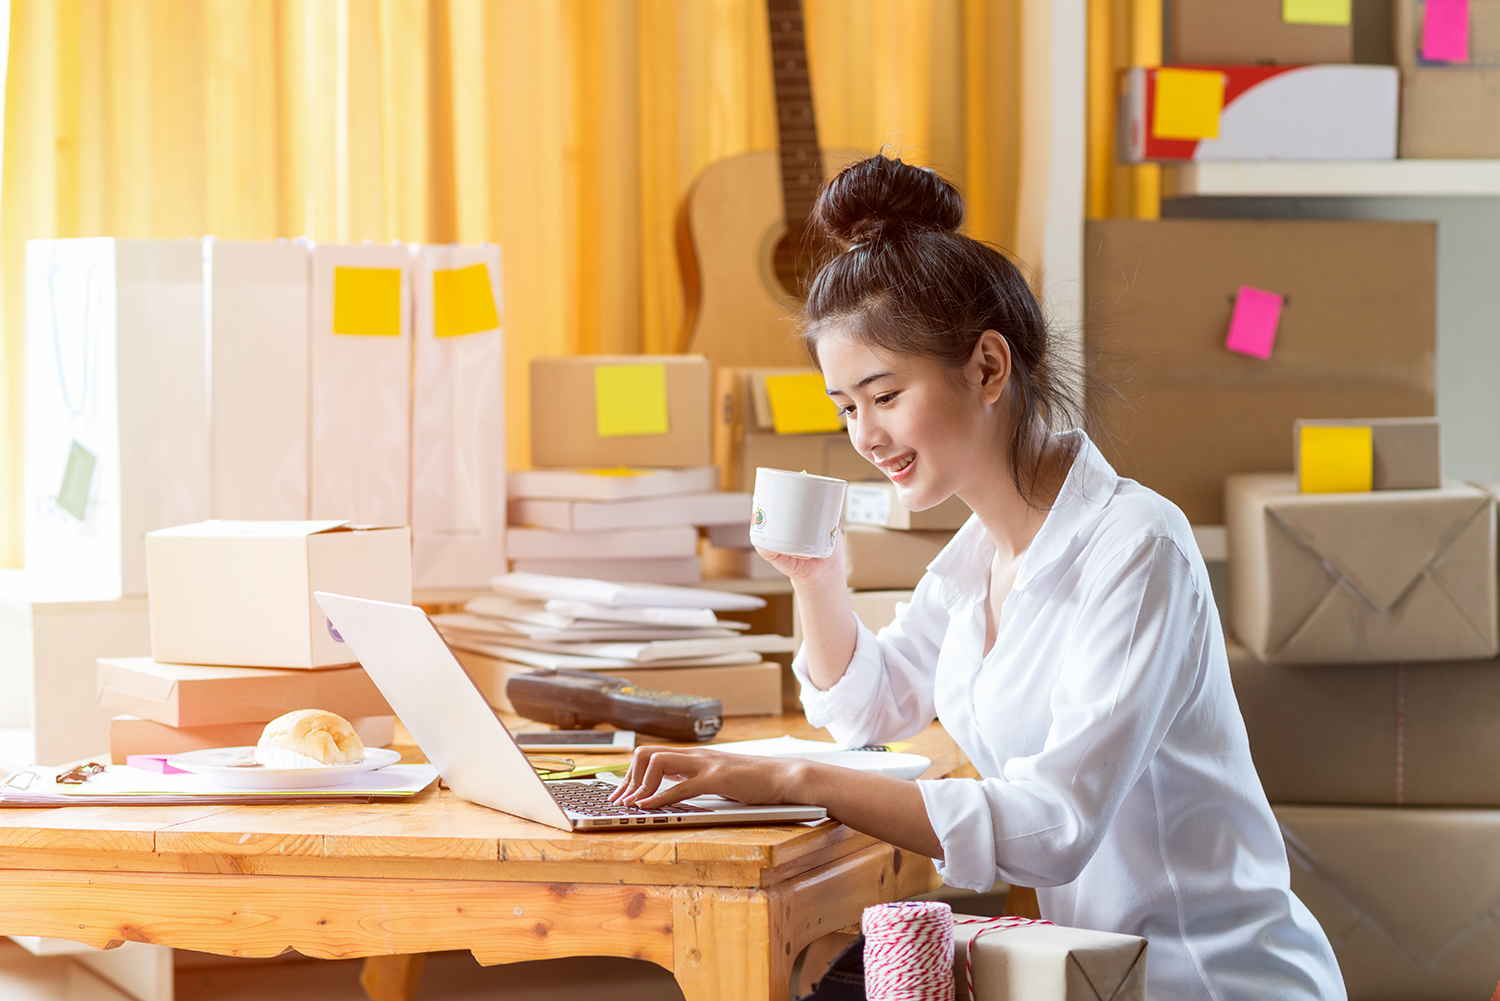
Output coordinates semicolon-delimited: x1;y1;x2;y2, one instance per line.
314;591;827;832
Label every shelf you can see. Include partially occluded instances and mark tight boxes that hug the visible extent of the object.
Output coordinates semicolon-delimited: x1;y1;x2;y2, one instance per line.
1162;160;1500;198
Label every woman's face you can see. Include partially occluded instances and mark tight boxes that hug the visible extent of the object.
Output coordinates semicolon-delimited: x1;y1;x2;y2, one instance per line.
818;328;1010;512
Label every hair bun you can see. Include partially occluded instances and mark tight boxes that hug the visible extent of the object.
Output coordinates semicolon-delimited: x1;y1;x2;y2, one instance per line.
812;154;964;247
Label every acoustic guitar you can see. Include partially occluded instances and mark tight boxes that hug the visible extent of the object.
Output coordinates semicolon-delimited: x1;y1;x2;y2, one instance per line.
679;0;863;369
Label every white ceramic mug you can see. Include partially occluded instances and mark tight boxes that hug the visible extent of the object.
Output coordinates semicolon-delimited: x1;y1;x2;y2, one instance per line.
749;468;848;558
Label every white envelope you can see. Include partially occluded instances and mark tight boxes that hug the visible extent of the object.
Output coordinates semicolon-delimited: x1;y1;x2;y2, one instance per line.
410;244;506;587
309;243;412;527
207;238;310;520
24;238;210;599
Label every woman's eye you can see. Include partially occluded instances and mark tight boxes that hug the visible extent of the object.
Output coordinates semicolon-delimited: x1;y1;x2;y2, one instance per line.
838;405;856;417
875;392;898;406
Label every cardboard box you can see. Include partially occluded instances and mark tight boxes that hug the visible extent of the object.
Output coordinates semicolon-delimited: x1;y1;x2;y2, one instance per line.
509;493;751;532
411;244;507;588
1276;805;1500;999
309;243;413;527
1226;475;1497;664
508;526;700;560
1085;219;1436;524
849;590;913;634
146;521;412;669
530;355;710;468
952;917;1146;1001
109;713;394;761
844;525;954;591
712;366;869;490
1229;640;1500;805
207;239;310;521
97;657;390;728
454;648;782;716
1293;417;1442;491
1171;0;1352;64
1119;65;1397;163
845;482;971;531
1396;0;1500;157
24;238;210;600
700;544;782;580
508;557;702;585
0;570;151;767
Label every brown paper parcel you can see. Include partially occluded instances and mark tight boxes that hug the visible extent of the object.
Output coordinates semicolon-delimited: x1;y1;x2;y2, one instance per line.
1225;475;1497;665
951;918;1146;1001
1228;640;1500;806
1276;805;1500;1000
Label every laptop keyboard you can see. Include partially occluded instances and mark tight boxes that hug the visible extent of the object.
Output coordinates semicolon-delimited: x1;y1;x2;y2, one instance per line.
546;780;708;817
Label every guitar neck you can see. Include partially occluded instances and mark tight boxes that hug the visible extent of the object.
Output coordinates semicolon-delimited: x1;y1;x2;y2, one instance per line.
767;0;823;228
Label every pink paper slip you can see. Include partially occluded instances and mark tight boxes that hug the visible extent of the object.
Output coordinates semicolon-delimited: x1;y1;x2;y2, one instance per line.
1423;0;1469;63
1225;286;1284;360
126;755;189;775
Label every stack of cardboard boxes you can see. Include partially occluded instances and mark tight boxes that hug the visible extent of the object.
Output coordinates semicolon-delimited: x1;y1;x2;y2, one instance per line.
517;356;751;585
1125;0;1497;164
96;522;411;764
1224;420;1500;998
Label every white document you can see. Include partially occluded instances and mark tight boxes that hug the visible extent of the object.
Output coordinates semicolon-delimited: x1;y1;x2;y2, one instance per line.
309;243;412;527
463;595;747;630
488;571;766;612
506;466;719;501
845;483;896;527
24;238;210;599
479;633;797;663
443;638;763;671
431;612;738;642
207;238;310;520
509;492;752;532
410;244;507;587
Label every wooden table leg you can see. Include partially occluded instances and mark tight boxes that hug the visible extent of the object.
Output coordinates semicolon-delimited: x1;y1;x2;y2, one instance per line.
359;954;426;1001
671;843;939;1001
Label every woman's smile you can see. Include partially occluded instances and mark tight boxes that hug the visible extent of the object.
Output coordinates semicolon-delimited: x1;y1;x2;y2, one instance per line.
879;451;916;483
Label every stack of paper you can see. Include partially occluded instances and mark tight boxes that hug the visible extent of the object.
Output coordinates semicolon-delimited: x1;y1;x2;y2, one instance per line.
506;466;750;584
440;572;792;717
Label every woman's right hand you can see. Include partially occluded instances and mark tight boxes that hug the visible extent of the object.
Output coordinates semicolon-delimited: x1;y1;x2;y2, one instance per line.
755;530;847;590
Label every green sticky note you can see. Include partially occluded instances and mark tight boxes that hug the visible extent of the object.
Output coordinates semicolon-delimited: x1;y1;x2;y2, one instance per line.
1299;425;1373;493
332;266;402;336
594;364;670;437
433;263;500;338
58;440;96;521
1283;0;1352;25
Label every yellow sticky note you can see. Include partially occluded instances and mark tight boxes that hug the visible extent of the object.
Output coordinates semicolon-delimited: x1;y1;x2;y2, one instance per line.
332;267;402;336
1152;68;1225;141
765;373;843;434
1300;425;1373;493
594;364;670;438
433;263;500;337
1283;0;1352;26
581;467;648;477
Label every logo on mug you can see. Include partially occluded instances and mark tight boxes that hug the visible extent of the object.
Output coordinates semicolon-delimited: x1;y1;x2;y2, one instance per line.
753;508;765;528
327;618;345;643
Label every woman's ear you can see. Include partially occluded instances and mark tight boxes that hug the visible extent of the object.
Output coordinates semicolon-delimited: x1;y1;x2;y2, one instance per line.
970;330;1011;406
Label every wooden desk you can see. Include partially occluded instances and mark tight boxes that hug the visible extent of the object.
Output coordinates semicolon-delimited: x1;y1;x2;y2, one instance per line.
0;715;967;1001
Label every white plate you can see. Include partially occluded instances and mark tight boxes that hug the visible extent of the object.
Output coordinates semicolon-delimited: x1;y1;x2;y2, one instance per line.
166;746;403;791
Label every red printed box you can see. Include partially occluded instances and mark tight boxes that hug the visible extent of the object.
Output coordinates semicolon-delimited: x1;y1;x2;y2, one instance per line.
1119;65;1397;163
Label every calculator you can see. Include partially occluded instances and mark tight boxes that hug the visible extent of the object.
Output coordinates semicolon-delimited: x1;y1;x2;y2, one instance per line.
506;668;724;743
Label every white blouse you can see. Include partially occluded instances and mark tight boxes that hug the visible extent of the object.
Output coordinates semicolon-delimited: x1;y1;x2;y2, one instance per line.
794;432;1346;1001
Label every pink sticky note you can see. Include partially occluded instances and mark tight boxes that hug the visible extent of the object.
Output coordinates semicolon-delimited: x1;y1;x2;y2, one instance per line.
1423;0;1469;63
126;754;188;775
1225;285;1284;360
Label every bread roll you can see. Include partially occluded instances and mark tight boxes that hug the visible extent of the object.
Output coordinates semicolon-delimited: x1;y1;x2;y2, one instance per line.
254;709;366;768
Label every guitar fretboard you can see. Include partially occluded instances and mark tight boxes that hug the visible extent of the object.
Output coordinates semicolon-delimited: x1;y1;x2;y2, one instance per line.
767;0;822;228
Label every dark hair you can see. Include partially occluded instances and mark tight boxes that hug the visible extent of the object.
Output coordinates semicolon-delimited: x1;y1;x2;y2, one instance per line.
801;153;1087;504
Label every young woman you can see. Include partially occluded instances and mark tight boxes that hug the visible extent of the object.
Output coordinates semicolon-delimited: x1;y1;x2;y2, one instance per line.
612;154;1345;1000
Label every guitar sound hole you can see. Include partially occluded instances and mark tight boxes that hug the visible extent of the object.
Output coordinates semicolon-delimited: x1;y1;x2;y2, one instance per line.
772;225;838;303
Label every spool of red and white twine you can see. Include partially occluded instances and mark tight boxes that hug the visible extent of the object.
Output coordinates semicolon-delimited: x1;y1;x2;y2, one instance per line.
862;901;956;1001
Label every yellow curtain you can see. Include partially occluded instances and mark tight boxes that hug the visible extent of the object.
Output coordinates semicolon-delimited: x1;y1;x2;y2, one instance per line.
0;0;1025;569
1085;0;1161;220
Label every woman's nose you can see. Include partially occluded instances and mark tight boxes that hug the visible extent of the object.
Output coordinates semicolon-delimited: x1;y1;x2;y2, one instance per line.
849;412;887;459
